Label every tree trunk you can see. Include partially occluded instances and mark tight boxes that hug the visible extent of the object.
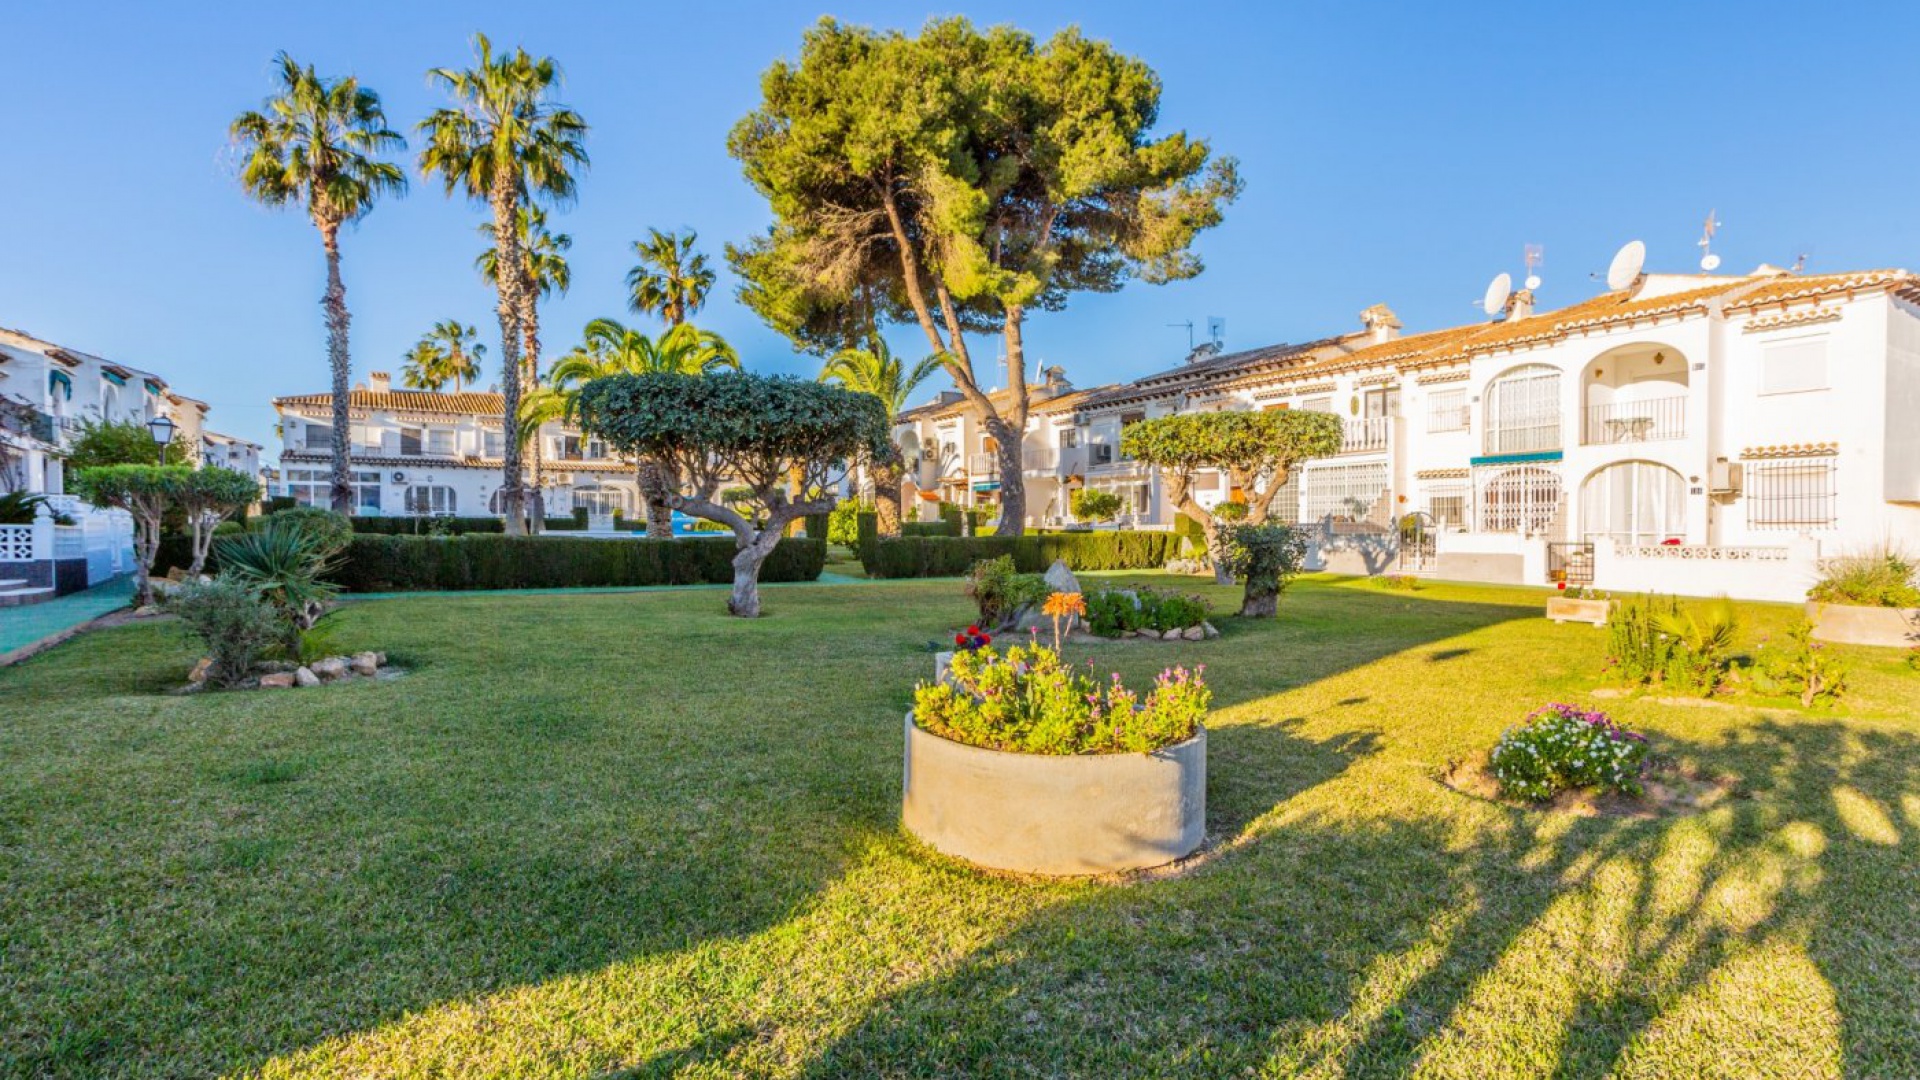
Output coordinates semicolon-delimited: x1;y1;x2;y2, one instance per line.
727;523;786;618
1204;516;1236;586
319;221;353;517
1241;587;1278;618
489;179;528;536
133;508;161;608
873;459;903;538
994;305;1031;537
522;288;545;534
639;460;673;537
188;513;212;576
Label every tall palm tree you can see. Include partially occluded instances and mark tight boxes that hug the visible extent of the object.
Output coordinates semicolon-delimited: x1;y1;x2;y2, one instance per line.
819;339;944;536
476;206;570;526
627;228;714;327
231;53;405;514
537;319;738;536
400;321;487;392
419;33;587;535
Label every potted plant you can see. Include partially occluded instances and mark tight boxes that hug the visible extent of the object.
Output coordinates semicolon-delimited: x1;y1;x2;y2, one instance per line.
1804;546;1920;647
904;644;1210;875
1546;582;1612;626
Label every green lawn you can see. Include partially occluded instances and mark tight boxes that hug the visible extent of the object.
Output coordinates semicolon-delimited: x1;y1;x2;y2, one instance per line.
2;574;1917;1078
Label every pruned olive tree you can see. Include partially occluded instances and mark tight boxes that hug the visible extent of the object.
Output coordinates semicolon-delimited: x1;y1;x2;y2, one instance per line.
70;464;192;608
1121;410;1342;584
572;371;889;617
173;467;263;575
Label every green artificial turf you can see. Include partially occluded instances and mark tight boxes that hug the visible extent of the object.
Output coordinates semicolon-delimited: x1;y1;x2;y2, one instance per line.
1;574;1916;1078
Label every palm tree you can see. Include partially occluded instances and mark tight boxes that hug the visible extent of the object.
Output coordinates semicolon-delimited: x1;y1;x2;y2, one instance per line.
231;53;405;514
419;33;587;535
400;321;487;392
819;339;943;536
537;319;738;536
627;228;714;327
477;206;570;527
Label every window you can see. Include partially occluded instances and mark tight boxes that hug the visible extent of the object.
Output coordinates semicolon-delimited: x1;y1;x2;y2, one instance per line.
399;426;423;456
350;424;381;453
1760;339;1829;395
1477;466;1561;534
1265;467;1302;525
559;435;584;460
101;382;121;418
1483;365;1561;454
1302;462;1388;522
427;428;455;456
1302;396;1333;413
1427;387;1469;433
301;421;333;452
1580;461;1686;544
1748;460;1837;530
482;428;505;458
1057;428;1079;449
285;468;381;511
404;485;457;515
1423;485;1469;529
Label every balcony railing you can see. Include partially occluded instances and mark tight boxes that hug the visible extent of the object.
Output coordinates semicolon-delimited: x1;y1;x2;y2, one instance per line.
1483;418;1562;456
967;452;998;476
1340;416;1391;454
1582;395;1686;445
1021;447;1087;476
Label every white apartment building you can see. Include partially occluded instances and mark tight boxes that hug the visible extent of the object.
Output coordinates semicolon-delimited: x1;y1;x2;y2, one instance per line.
271;371;641;523
891;264;1920;601
894;367;1103;527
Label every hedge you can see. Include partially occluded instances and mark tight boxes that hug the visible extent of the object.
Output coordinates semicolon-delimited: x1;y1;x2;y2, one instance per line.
861;531;1182;579
157;534;824;592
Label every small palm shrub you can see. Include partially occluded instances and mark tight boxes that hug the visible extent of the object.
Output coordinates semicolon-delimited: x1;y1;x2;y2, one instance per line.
1653;600;1740;697
1489;703;1651;802
914;643;1209;755
163;578;287;687
215;521;341;650
1808;546;1920;608
1752;618;1851;707
964;555;1048;623
0;492;74;525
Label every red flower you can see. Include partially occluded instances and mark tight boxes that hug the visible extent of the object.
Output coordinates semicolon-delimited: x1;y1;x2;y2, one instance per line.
967;625;980;635
955;633;967;646
1557;581;1567;591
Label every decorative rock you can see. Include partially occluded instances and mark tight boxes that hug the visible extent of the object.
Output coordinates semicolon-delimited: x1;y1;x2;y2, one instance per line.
294;666;321;688
1590;687;1630;699
1201;622;1220;639
188;657;213;684
374;652;388;666
259;673;296;689
351;651;379;677
1181;625;1204;641
310;657;349;680
132;604;164;618
1041;559;1081;597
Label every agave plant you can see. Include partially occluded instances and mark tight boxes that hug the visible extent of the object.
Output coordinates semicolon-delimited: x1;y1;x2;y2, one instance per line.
214;520;341;649
1653;600;1740;697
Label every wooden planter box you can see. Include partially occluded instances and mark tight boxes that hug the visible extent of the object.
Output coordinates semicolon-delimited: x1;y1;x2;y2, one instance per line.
1805;602;1920;647
1546;596;1612;626
901;713;1206;875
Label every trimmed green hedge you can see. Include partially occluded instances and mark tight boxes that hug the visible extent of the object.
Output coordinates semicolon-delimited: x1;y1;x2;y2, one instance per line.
335;536;825;592
862;531;1182;579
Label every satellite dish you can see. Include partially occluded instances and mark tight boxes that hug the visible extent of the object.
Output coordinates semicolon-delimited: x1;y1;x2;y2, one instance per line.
1524;274;1542;290
1482;272;1513;316
1700;253;1722;271
1606;240;1647;291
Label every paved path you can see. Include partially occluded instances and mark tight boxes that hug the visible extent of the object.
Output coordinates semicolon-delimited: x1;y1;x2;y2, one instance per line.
0;576;135;662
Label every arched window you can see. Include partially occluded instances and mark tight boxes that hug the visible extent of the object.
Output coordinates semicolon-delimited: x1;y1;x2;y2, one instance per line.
1483;364;1562;454
1479;466;1561;534
1580;461;1686;544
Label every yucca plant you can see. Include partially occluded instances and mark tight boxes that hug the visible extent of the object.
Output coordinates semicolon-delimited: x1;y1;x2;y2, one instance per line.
0;492;73;525
1654;600;1740;697
214;521;341;650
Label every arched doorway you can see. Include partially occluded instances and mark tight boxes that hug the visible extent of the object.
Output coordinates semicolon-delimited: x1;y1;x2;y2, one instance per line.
1580;344;1688;444
1580;461;1687;544
1479;466;1562;534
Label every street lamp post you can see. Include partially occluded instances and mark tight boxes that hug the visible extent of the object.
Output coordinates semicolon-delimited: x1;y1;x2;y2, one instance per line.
146;415;176;465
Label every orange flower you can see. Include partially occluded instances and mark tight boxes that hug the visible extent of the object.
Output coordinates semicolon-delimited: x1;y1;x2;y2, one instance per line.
1042;591;1087;619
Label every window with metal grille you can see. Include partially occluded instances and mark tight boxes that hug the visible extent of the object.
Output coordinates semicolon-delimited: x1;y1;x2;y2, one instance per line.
1426;387;1469;433
1302;462;1388;522
1747;460;1837;530
1477;466;1561;534
1483;365;1562;454
1422;484;1469;529
1264;467;1302;525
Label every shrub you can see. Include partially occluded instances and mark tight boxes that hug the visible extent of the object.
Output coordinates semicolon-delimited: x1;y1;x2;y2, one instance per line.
1489;703;1651;802
349;516;506;535
0;491;75;525
1604;594;1682;686
271;507;353;555
914;643;1209;755
804;511;832;541
330;536;825;592
1084;586;1210;635
215;520;342;650
163;578;288;687
1653;600;1739;697
1217;523;1307;617
964;555;1049;623
1070;488;1123;523
212;520;244;536
864;531;1182;578
1752;618;1851;707
1808;546;1920;608
826;499;870;545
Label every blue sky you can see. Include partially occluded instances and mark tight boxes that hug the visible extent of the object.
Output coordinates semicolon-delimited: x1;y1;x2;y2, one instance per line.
4;1;1916;448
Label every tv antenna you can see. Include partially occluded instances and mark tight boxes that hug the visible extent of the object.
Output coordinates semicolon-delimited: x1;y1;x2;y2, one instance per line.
1606;239;1648;292
1206;316;1225;349
1697;210;1722;271
1523;243;1544;290
1167;320;1195;350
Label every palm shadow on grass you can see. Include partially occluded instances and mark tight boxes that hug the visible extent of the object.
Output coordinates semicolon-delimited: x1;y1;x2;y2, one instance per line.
800;718;1920;1078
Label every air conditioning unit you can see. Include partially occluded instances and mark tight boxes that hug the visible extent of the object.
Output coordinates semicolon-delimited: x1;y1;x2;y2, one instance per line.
1708;460;1743;495
391;471;407;484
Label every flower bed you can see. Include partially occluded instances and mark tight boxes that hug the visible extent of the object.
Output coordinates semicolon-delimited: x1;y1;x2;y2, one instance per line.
1083;586;1216;641
1488;703;1649;801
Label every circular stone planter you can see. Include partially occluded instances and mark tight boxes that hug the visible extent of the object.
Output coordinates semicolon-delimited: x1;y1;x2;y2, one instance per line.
901;713;1206;876
1805;601;1920;648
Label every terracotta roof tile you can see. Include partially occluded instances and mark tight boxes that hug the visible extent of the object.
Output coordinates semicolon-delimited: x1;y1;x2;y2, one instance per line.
274;389;506;415
1723;269;1916;310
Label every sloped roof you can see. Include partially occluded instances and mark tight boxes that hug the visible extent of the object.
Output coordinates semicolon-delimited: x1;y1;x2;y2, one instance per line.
274;389;506;415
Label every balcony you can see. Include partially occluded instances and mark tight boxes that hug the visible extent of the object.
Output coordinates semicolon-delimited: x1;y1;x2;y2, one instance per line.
1339;416;1391;454
1581;395;1685;445
967;452;998;476
1019;446;1088;477
1483;418;1561;456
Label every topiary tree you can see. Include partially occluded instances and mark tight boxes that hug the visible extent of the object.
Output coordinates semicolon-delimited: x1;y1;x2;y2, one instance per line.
173;467;262;575
1217;523;1308;618
64;418;192;471
70;464;192;607
572;371;889;616
1121;410;1342;584
1069;488;1123;525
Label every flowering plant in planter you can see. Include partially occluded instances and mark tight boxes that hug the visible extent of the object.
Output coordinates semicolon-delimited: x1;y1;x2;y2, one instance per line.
953;625;993;652
914;643;1209;755
1489;703;1650;801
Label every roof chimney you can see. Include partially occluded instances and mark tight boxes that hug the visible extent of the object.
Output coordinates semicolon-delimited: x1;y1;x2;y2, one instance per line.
1504;289;1535;321
1359;304;1402;344
368;371;390;393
